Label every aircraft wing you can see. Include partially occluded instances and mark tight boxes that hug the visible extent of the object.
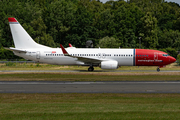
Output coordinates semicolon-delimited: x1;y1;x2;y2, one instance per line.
4;47;27;53
75;56;101;64
60;44;102;64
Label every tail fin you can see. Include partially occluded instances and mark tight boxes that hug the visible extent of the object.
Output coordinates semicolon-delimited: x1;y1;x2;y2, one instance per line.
8;18;49;49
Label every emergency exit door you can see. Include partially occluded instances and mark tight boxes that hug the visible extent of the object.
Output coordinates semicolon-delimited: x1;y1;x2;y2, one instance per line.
154;52;158;60
36;51;40;59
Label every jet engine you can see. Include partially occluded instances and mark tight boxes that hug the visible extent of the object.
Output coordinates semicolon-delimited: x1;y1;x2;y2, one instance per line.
100;61;118;69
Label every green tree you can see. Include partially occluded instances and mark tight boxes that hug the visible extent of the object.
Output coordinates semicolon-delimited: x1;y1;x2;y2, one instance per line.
93;9;115;39
177;54;180;65
31;17;55;47
66;1;95;47
112;1;144;48
43;0;77;46
166;47;178;58
141;12;158;48
157;3;178;31
158;29;180;50
0;0;42;47
96;36;121;48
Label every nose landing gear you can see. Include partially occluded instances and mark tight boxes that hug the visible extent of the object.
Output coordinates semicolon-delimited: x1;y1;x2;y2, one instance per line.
157;66;165;72
157;67;160;72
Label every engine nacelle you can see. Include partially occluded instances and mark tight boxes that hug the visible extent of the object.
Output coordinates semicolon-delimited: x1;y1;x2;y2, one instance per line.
101;61;118;69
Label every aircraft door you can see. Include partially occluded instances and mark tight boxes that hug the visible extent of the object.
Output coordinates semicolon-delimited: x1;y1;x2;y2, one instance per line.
98;53;101;58
36;51;40;59
154;52;158;60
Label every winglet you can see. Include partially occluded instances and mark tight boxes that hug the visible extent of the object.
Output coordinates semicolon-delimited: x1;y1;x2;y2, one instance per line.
60;44;69;56
69;43;73;47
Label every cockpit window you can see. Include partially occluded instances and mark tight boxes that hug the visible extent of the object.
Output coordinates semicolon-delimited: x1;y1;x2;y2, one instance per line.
163;54;169;56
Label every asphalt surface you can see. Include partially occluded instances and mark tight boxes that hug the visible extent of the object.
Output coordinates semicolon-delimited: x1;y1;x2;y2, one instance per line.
0;70;180;93
0;81;180;93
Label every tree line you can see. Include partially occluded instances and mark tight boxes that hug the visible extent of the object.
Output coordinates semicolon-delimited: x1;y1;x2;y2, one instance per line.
0;0;180;59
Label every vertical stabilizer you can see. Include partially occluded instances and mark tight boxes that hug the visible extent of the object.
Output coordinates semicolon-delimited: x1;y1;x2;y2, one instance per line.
8;18;50;49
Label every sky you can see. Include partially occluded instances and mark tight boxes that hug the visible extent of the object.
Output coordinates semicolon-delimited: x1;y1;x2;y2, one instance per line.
100;0;180;5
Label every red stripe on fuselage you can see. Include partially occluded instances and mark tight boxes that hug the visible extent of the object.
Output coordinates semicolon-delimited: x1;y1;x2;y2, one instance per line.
135;49;173;66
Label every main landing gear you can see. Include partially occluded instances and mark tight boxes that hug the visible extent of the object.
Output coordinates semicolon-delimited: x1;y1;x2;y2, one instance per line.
88;66;94;71
157;67;160;72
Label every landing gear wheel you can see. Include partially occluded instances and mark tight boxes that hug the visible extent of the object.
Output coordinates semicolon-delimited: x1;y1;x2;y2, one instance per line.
88;67;94;71
157;68;160;72
88;68;91;71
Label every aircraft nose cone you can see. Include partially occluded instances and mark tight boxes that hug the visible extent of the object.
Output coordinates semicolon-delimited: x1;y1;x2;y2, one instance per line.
170;57;176;63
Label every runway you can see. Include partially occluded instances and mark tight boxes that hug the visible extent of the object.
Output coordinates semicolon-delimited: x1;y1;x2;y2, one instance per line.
0;81;180;93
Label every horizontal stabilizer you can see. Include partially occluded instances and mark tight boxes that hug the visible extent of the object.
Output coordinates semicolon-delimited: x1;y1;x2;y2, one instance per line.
4;47;27;53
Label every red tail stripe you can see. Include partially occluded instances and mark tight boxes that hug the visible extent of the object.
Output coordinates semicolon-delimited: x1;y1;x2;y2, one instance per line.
8;18;18;22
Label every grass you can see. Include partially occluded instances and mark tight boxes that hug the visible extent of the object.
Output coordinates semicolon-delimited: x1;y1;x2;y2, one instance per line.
0;63;180;119
1;62;180;81
0;62;180;71
0;93;180;120
0;73;180;81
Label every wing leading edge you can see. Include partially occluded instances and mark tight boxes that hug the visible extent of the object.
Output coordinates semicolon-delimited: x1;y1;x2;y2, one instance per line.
60;44;102;64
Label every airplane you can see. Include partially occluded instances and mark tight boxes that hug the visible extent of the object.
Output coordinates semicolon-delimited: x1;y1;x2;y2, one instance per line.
5;17;176;72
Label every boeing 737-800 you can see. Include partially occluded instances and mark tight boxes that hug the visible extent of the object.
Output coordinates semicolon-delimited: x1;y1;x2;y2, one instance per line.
6;18;176;71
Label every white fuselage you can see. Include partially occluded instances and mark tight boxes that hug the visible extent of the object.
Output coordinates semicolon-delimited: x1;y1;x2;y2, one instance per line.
14;47;134;66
